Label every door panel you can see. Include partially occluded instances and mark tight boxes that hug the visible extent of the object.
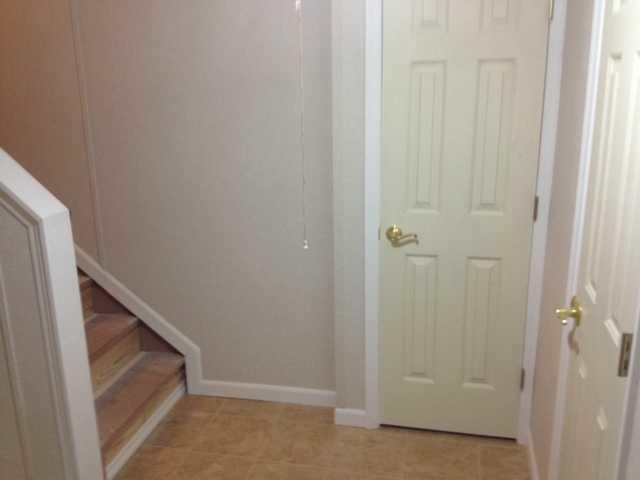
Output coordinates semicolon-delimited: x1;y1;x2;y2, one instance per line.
560;1;640;478
381;0;549;437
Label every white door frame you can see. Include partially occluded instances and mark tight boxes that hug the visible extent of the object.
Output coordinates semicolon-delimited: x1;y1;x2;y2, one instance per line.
545;0;640;479
363;0;569;442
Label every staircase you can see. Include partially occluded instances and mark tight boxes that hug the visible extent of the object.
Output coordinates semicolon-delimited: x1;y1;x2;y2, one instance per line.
78;271;185;467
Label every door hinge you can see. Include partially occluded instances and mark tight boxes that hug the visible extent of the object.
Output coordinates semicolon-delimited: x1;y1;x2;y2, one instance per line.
378;226;381;241
549;0;555;21
520;368;526;391
533;196;540;222
618;333;634;378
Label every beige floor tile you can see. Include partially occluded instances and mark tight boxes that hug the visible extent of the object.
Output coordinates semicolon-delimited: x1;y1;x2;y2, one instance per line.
325;472;403;480
149;413;211;449
171;394;224;418
403;433;480;480
248;462;326;480
363;429;407;478
260;422;336;466
479;445;530;480
220;398;286;420
330;427;369;473
175;452;254;480
329;427;406;478
116;398;530;480
280;404;335;425
194;414;271;457
116;446;187;480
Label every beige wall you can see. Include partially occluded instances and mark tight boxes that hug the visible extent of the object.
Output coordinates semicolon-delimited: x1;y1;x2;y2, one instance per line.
76;0;334;389
3;1;335;392
0;0;100;257
531;0;595;477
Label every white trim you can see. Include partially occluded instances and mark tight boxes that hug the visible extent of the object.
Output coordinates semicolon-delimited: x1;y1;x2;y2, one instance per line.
363;0;569;439
194;380;336;408
548;0;606;478
364;0;382;430
518;0;569;444
105;383;185;480
335;408;368;428
0;150;104;480
74;247;204;394
528;429;541;480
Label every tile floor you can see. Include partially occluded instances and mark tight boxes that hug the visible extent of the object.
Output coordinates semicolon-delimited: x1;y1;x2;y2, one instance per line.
116;395;530;480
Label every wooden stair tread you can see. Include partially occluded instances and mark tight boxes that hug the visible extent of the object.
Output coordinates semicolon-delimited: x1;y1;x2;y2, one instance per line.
96;352;185;448
85;314;139;361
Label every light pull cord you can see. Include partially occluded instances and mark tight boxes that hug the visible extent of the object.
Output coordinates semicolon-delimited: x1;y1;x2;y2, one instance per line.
295;0;309;251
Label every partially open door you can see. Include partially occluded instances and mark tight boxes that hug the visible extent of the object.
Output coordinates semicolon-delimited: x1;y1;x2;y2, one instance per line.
558;1;640;478
0;149;103;479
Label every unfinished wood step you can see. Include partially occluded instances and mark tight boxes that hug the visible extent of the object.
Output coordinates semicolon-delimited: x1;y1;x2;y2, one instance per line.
86;314;142;392
78;272;94;320
96;352;185;465
85;314;140;362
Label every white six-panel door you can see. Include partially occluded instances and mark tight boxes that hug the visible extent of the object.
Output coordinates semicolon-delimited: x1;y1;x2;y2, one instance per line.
381;0;550;437
560;1;640;478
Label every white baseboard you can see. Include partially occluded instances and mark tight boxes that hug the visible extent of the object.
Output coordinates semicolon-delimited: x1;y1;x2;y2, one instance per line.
75;247;204;393
105;383;185;480
335;408;368;428
527;429;541;480
193;380;336;407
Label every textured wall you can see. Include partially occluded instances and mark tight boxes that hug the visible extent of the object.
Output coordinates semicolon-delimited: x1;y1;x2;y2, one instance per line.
531;0;595;477
74;0;335;390
0;0;100;257
3;0;335;393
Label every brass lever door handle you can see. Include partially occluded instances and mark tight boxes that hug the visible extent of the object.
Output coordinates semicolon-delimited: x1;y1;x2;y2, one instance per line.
386;225;418;247
556;296;583;327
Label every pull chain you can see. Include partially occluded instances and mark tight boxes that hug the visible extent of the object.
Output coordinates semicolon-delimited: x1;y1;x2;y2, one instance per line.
296;0;309;250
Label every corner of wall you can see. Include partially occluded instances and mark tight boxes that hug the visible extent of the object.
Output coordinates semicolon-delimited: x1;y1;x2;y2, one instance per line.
74;246;204;394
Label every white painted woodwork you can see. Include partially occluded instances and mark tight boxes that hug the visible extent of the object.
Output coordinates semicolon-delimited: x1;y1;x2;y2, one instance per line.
0;150;103;480
559;1;640;478
381;0;549;437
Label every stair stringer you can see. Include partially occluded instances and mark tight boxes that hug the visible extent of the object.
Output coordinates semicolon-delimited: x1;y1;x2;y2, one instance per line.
75;246;203;394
